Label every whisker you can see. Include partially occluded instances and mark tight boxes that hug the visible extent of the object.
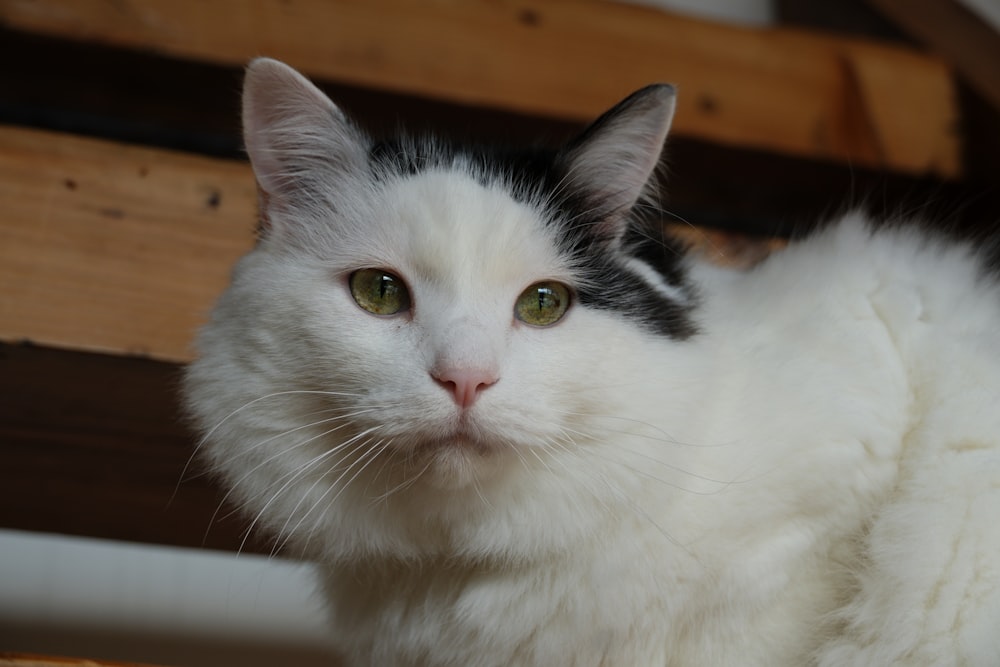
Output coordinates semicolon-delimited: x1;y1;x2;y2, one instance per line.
501;438;533;478
562;409;735;450
540;430;694;555
175;389;372;492
557;422;736;489
230;443;340;557
593;469;694;556
524;442;559;479
583;447;734;496
537;435;616;518
269;429;384;542
208;415;370;522
469;472;494;512
233;407;380;460
249;426;384;553
289;436;391;556
369;454;433;505
193;389;365;454
211;423;381;550
659;207;729;260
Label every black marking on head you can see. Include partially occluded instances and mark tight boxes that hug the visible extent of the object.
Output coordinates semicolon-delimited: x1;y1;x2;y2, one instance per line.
623;218;693;291
541;184;699;340
362;131;698;340
367;135;558;203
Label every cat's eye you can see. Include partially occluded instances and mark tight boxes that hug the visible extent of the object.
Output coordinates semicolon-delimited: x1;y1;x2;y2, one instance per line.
349;268;411;316
515;281;571;327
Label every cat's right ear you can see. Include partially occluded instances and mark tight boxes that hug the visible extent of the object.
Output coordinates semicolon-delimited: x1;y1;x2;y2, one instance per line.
558;84;675;242
242;58;368;229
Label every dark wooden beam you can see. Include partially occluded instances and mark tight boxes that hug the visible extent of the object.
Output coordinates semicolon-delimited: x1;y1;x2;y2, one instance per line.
0;343;259;553
0;0;960;175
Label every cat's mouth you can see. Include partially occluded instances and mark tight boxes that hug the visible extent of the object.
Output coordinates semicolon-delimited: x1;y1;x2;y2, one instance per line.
399;422;511;489
414;410;498;449
423;427;500;457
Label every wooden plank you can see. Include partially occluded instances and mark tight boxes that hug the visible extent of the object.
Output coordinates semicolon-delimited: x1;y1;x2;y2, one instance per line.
0;126;256;363
0;0;959;176
868;0;1000;113
0;654;162;667
0;343;254;553
666;222;786;267
7;28;975;239
0;125;783;363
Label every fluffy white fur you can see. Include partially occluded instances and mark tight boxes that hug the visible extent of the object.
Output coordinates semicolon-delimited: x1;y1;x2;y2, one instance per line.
184;59;1000;666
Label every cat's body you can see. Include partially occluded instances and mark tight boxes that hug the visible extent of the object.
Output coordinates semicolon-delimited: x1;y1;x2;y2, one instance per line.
184;59;1000;666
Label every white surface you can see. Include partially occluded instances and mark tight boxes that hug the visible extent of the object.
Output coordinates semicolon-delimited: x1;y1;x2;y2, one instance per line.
627;0;776;26
958;0;1000;34
0;529;335;666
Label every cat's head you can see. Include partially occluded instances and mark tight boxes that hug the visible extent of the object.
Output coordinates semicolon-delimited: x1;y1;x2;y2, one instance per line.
184;58;699;562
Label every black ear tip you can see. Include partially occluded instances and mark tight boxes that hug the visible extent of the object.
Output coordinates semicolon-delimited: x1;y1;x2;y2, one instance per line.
640;83;677;101
608;83;677;121
611;83;677;116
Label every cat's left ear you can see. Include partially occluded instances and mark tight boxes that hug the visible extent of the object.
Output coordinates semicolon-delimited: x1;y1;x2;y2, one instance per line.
559;84;676;236
242;58;369;230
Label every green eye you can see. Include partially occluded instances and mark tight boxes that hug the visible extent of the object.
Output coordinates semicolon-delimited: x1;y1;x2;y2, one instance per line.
515;281;571;327
349;268;411;316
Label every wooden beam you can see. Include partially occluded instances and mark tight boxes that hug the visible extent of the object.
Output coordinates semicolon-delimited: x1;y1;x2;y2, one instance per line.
867;0;1000;113
0;126;256;363
0;653;163;667
0;0;959;176
0;343;252;553
0;125;784;363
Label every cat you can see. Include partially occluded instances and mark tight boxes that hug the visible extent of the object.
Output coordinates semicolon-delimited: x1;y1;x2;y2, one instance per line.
183;57;1000;666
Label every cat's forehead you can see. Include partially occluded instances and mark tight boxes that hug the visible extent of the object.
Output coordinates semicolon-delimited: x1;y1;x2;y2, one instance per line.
374;169;571;288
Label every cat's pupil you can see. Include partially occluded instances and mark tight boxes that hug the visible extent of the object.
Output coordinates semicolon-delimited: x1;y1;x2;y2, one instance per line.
350;268;410;316
536;288;555;310
515;281;570;327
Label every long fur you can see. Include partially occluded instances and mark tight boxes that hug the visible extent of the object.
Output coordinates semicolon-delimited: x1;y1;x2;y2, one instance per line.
183;58;1000;666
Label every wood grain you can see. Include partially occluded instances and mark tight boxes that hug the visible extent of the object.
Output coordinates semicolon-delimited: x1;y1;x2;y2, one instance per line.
0;0;959;176
0;126;256;363
0;125;781;363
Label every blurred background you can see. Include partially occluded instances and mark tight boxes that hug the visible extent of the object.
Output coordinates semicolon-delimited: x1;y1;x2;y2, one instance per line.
1;0;998;664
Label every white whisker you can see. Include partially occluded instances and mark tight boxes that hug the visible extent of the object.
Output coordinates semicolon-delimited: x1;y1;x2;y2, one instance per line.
259;427;384;549
222;423;382;554
562;409;735;450
176;389;372;490
556;423;736;492
289;436;391;556
369;455;433;505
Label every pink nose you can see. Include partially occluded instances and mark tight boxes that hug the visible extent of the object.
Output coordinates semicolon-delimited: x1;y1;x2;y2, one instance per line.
433;368;498;408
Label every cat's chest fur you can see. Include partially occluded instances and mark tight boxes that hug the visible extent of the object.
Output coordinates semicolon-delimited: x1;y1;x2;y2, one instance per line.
184;58;1000;666
320;220;986;666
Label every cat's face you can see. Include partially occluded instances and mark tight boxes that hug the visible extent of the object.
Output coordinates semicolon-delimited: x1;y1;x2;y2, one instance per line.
248;169;592;484
184;59;696;560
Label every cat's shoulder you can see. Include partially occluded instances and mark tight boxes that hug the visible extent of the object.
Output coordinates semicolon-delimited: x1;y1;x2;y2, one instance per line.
747;210;1000;288
690;210;1000;343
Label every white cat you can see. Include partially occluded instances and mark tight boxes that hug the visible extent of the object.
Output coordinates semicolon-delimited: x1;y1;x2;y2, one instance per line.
184;58;1000;666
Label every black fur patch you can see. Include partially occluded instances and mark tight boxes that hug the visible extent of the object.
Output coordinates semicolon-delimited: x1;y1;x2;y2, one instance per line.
540;184;698;340
365;136;698;339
